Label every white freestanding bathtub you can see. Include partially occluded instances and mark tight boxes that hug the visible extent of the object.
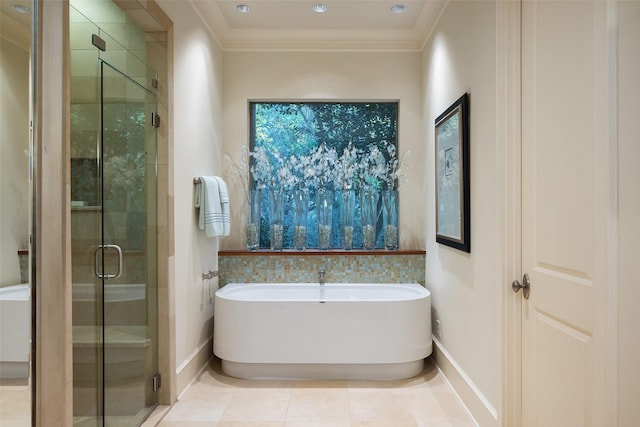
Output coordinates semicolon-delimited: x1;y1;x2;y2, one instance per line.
0;284;31;378
72;283;148;326
213;282;432;380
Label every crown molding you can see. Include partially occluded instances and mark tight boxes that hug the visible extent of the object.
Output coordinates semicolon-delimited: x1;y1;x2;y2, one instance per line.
0;14;31;51
416;0;450;49
189;0;227;49
221;28;425;52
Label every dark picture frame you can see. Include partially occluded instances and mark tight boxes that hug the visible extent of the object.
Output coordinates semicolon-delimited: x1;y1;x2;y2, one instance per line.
435;93;470;253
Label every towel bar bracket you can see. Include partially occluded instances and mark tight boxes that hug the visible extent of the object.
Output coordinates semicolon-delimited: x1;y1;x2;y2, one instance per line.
202;270;222;280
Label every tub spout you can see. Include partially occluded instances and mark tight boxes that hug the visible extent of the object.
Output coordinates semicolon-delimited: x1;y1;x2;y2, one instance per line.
319;268;326;285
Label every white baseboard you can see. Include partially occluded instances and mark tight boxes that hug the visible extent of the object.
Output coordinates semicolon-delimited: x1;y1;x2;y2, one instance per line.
176;337;214;398
432;337;498;427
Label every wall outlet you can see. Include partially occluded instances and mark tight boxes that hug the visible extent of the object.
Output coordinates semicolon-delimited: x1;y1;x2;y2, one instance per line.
435;319;442;339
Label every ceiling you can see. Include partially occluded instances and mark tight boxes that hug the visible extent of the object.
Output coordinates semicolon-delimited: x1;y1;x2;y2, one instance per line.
189;0;446;51
0;0;33;50
0;0;446;52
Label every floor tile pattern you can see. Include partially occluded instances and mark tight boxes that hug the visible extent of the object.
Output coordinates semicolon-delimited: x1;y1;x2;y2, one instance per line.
155;358;477;427
0;378;30;427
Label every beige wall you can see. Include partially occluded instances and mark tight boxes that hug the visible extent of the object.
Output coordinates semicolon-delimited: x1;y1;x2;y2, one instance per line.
155;0;224;396
221;50;425;251
0;37;30;287
422;0;500;420
617;1;640;424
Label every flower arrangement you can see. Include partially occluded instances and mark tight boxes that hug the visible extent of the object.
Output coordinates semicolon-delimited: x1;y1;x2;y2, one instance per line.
234;143;408;192
226;143;410;199
225;142;409;250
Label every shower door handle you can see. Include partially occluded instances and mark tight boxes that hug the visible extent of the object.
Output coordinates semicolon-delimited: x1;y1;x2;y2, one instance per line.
94;244;123;280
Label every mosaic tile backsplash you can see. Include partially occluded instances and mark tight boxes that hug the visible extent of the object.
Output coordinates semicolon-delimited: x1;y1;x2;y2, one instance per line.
218;252;425;286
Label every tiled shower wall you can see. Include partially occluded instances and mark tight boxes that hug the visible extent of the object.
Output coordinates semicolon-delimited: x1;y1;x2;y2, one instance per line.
218;252;426;286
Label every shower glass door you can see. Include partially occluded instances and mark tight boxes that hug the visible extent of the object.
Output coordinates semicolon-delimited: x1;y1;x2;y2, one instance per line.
70;7;158;425
99;58;158;426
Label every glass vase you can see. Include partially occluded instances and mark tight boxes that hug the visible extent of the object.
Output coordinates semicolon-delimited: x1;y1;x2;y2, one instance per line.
382;190;399;250
340;189;356;250
245;189;261;251
269;189;285;251
316;187;333;250
360;189;379;250
292;189;308;250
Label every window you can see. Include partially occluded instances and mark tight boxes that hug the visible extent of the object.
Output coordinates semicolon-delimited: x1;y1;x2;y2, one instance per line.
249;101;400;249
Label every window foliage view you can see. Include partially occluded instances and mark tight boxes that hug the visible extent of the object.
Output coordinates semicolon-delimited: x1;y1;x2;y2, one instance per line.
247;101;403;250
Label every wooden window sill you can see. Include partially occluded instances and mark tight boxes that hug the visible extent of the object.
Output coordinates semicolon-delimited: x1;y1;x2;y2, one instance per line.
218;249;426;256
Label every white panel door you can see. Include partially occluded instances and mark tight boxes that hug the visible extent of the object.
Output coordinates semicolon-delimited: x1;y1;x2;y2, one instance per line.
521;1;609;426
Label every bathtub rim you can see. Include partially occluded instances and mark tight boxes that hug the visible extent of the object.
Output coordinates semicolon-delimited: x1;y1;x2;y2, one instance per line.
0;283;30;300
216;282;430;302
71;282;147;302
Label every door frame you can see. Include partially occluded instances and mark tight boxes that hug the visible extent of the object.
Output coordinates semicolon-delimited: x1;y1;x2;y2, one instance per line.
497;1;522;426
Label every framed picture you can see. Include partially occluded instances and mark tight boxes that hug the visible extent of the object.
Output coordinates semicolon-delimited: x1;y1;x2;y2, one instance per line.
435;93;470;253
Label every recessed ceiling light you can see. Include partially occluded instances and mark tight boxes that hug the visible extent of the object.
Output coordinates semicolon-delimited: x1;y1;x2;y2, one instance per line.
390;4;406;13
313;3;328;13
11;4;31;14
236;4;250;13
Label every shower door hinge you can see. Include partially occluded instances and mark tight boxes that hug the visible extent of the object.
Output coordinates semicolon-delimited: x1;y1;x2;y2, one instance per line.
151;112;160;128
151;78;158;89
152;373;161;391
91;34;106;51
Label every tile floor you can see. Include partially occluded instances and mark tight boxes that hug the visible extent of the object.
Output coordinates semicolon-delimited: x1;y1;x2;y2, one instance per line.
152;358;477;427
0;378;31;427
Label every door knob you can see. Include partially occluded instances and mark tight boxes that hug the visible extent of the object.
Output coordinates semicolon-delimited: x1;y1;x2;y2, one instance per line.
512;273;530;299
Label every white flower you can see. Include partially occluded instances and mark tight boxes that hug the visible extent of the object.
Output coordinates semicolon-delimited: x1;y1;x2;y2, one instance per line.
247;141;408;193
335;143;358;189
224;145;251;204
359;145;387;190
309;143;337;188
250;146;273;190
388;149;411;189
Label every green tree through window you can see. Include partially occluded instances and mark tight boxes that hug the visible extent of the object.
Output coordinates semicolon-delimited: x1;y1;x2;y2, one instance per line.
250;101;399;249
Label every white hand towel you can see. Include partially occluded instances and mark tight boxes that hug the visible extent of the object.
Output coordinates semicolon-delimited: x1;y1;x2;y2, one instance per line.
213;176;231;236
195;176;224;237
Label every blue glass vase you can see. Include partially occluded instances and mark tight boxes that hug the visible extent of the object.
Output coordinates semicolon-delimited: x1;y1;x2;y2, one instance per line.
245;189;260;250
316;187;333;250
382;190;399;250
292;189;308;250
360;189;379;250
269;189;285;251
340;189;356;250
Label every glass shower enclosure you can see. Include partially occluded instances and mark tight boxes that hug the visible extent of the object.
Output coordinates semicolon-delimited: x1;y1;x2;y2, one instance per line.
70;6;158;426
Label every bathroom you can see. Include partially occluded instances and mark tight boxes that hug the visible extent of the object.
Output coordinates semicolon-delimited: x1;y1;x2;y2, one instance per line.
2;0;640;426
